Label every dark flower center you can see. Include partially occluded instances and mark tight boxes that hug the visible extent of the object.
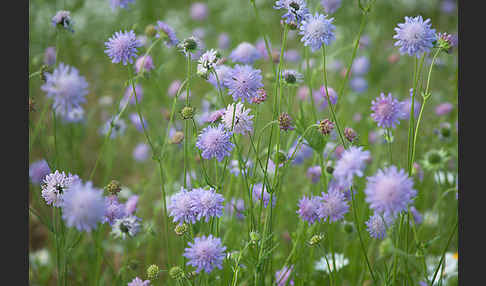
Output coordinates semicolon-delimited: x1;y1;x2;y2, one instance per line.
56;184;64;194
285;73;296;84
289;2;300;11
428;153;442;164
440;128;451;138
120;223;130;234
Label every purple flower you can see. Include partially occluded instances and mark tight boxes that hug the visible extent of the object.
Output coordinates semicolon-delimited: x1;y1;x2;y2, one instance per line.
435;102;453;116
127;277;150;286
229;42;262;64
190;2;209;21
275;265;294;286
190;188;225;222
224;65;264;103
410;206;423;225
61;181;106;232
133;143;150;162
120;85;143;110
370;92;405;128
255;38;271;60
226;198;245;220
168;187;197;225
218;33;231;50
366;213;393;239
44;47;56;66
401;88;421;119
168;80;181;97
110;0;135;10
333;146;371;189
393;16;436;58
51;10;74;32
306;166;322;184
274;0;310;25
349;77;368;93
441;0;456;14
350;56;370;76
135;55;154;74
155;21;179;47
104;30;141;65
29;159;51;184
321;0;341;14
183;235;226;273
313;85;338;110
196;124;234;162
318;189;349;223
252;183;275;208
129;113;148;132
284;49;301;62
41;170;81;207
222;102;254;135
125;195;139;215
365;166;417;216
297;195;321;224
103;195;126;225
299;13;336;52
41;63;88;117
208;65;232;89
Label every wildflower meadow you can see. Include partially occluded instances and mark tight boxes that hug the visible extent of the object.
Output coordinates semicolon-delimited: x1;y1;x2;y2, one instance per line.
29;0;458;285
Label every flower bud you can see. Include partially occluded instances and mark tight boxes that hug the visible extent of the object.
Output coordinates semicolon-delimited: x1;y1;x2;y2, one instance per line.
318;119;334;135
174;223;189;236
146;264;159;280
309;233;325;246
104;180;122;195
180;106;195;120
145;24;157;37
169;266;185;280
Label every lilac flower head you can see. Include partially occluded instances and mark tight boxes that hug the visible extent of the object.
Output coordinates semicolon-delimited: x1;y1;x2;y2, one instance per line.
190;188;225;222
350;56;370;76
218;33;231;50
104;30;141;65
44;47;56;66
288;138;313;165
51;10;74;32
99;116;127;139
127;277;151;286
306;166;322;184
366;213;394;239
110;0;135;10
207;109;225;123
350;77;368;93
41;63;88;117
226;198;245;220
120;85;143;110
103;195;126;225
190;2;209;21
197;49;222;78
61;181;106;232
133;143;150;162
284;49;301;62
41;170;80;207
29;159;51;184
256;38;271;60
274;0;310;25
155;21;179;47
435;102;453;116
314;85;338;110
441;0;456;14
111;215;141;239
129;113;148;133
252;183;275;208
393;16;436;58
168;187;197;225
229;42;262;64
222;102;254;135
333;146;371;189
275;265;295;286
370;92;405;128
196;124;234;161
183;235;226;273
321;0;342;14
125;195;139;215
208;65;232;89
365;165;417;216
135;55;154;74
224;65;264;103
401;88;421;119
299;13;336;52
297;195;321;224
318;189;349;223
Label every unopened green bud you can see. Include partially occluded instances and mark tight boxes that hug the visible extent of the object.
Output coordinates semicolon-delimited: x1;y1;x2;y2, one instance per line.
104;180;122;195
180;106;195;120
145;24;157;37
250;231;261;243
146;264;159;280
169;266;185;280
343;222;354;234
174;223;189;236
309;233;325;246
